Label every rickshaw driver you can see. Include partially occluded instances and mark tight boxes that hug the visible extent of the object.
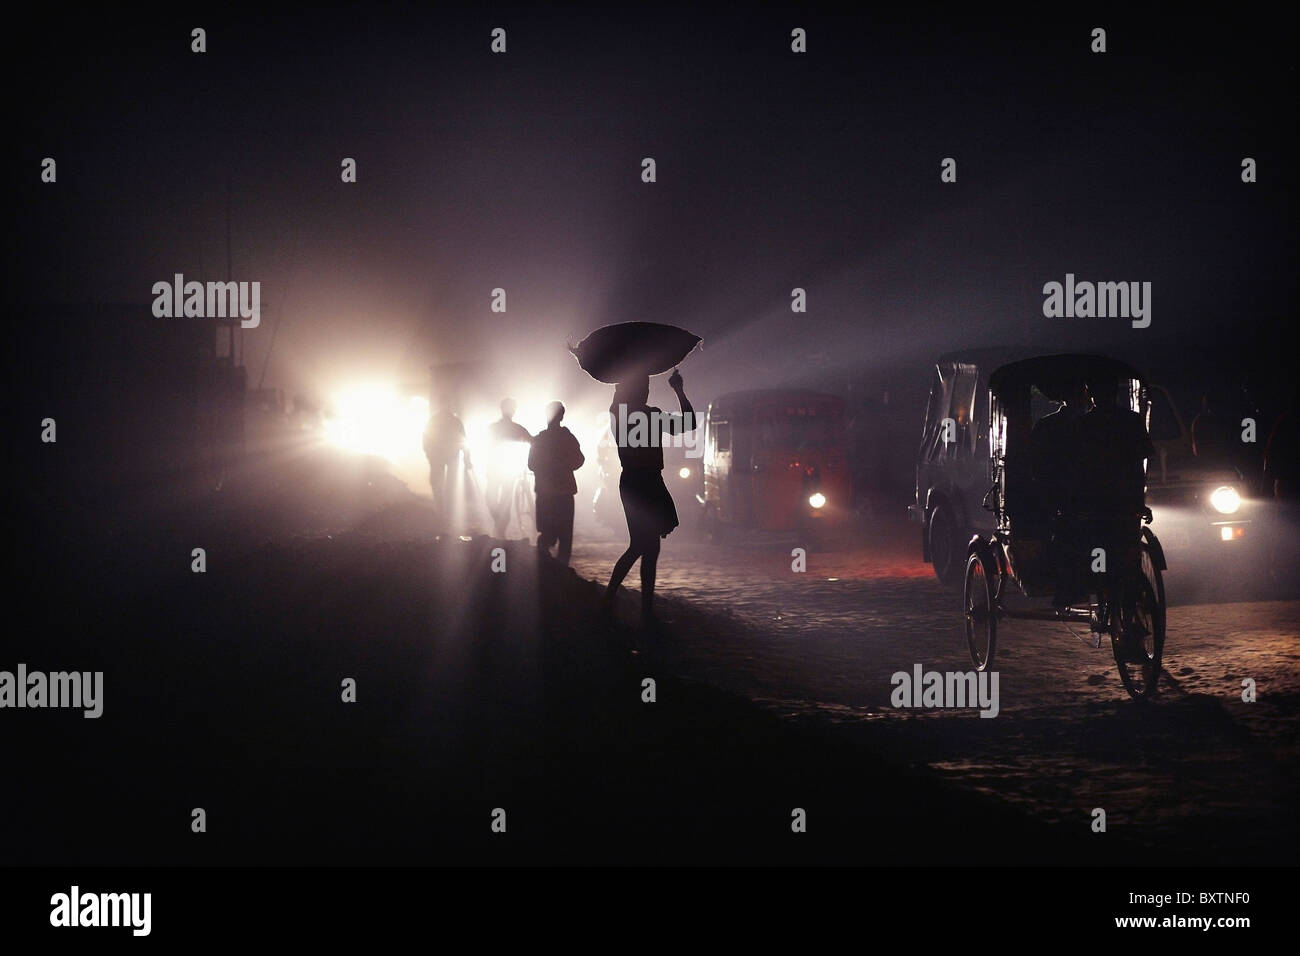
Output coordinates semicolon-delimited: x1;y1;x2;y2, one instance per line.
1077;373;1154;515
1071;373;1157;660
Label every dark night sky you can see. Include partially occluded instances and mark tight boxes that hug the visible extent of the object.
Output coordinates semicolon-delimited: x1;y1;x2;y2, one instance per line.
6;7;1294;407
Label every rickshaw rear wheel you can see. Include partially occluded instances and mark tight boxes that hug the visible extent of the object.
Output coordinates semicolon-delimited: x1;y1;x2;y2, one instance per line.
929;503;964;585
963;547;998;671
1111;548;1166;700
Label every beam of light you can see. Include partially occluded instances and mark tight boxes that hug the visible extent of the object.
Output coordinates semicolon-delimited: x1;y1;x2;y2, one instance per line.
447;448;471;534
463;414;496;482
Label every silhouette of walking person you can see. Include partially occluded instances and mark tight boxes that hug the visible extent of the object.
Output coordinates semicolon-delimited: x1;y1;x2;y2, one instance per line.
528;401;584;564
486;397;533;538
603;368;697;626
423;393;472;532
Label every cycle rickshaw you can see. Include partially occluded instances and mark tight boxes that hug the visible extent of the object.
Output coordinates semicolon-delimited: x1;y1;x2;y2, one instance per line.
962;354;1168;699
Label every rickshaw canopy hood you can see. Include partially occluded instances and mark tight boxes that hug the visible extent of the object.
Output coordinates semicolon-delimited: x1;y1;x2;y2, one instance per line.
988;354;1144;400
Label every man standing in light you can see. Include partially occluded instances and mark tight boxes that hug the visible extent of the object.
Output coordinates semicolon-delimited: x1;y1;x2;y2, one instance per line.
485;398;534;538
529;401;585;565
423;393;472;531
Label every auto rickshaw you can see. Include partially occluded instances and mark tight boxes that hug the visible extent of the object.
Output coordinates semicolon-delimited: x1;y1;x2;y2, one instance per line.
962;354;1169;699
699;390;851;545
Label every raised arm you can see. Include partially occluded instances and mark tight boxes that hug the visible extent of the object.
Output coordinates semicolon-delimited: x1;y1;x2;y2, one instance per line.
663;368;697;435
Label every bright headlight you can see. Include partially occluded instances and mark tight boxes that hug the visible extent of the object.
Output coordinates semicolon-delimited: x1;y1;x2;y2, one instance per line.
809;492;827;509
323;385;425;462
1209;486;1241;514
678;466;692;479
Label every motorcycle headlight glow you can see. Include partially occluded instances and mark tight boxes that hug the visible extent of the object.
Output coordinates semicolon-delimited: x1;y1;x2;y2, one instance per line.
1209;485;1241;515
678;466;692;479
809;492;827;509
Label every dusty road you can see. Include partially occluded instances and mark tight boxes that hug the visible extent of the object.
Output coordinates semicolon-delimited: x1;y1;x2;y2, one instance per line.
15;430;1293;862
570;513;1300;857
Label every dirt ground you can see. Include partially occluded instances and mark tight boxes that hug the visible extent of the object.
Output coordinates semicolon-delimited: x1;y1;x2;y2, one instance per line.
7;450;1296;865
571;515;1300;862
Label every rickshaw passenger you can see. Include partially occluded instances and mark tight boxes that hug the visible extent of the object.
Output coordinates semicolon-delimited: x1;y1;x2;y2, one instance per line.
1029;379;1092;605
1030;379;1090;504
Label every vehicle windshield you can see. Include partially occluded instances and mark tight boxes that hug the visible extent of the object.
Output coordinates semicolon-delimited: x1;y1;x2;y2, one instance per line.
755;405;842;448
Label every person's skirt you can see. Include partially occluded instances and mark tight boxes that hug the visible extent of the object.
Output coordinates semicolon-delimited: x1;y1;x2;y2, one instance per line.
619;468;679;538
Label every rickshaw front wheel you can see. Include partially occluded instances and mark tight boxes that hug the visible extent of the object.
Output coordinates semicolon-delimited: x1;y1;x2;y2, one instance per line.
964;547;998;672
1110;554;1166;700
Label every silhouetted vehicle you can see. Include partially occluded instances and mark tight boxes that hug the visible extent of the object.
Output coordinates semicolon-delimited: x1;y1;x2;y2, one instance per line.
1142;382;1255;554
912;350;1251;584
699;390;851;545
910;355;995;583
960;354;1168;699
666;445;703;525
